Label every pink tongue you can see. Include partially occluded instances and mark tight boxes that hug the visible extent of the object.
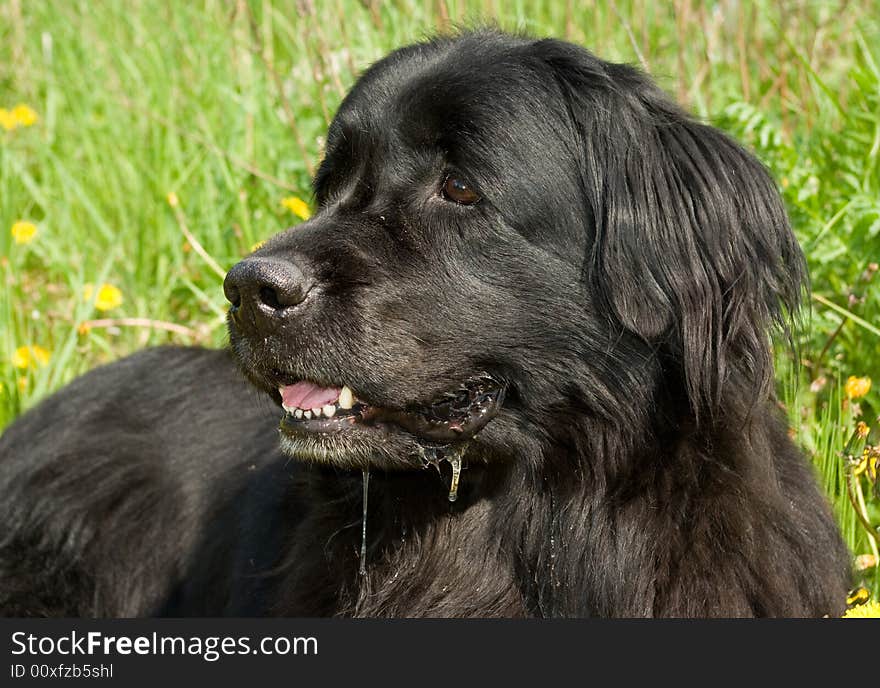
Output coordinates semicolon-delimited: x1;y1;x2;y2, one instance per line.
280;381;341;410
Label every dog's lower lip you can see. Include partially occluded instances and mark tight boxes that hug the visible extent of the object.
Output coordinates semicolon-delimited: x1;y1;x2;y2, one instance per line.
280;411;361;435
278;375;505;443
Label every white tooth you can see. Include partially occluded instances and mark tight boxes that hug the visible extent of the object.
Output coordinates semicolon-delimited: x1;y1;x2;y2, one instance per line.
323;404;336;418
303;410;312;419
338;385;354;409
312;407;323;418
294;409;303;418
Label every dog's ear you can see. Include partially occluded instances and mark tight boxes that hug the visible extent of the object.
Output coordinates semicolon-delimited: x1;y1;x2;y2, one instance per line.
537;40;806;414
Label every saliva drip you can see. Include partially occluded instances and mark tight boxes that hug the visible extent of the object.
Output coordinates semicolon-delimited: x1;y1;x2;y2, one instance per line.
360;468;369;576
448;456;462;502
415;443;466;502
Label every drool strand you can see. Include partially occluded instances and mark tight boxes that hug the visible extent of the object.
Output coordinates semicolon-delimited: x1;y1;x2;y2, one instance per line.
359;468;369;576
448;456;462;502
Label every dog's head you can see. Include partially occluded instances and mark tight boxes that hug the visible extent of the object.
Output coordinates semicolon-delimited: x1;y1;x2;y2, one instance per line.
224;31;805;471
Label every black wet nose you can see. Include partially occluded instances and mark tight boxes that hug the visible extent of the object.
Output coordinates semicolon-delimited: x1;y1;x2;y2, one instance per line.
223;257;313;331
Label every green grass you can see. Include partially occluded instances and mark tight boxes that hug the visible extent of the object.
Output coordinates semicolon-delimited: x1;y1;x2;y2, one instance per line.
1;1;879;602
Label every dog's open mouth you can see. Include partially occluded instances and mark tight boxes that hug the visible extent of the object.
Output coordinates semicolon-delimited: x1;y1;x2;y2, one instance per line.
278;374;504;444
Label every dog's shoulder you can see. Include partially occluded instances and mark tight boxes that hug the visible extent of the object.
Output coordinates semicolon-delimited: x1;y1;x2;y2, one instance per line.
0;346;289;616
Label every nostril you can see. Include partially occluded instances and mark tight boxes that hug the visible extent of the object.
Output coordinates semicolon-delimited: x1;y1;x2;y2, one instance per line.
223;266;244;308
225;284;241;308
258;285;283;311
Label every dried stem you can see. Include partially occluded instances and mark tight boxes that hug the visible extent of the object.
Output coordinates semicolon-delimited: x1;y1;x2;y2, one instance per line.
610;0;650;72
845;466;880;559
171;204;227;282
79;318;200;339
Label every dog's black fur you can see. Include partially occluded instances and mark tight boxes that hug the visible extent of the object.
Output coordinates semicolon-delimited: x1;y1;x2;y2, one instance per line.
0;31;851;617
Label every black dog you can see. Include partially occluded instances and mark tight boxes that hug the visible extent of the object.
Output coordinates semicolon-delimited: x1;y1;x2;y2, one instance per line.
0;31;851;617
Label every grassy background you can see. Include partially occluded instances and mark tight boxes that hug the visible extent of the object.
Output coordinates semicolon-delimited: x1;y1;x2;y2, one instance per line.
1;1;879;601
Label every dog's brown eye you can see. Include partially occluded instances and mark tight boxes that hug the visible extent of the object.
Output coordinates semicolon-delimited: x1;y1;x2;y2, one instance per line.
442;175;480;205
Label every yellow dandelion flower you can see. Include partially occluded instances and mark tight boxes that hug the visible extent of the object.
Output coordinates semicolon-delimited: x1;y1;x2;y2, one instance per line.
0;108;16;131
166;191;179;208
77;322;91;336
854;450;870;477
11;220;38;245
83;283;123;312
281;196;312;221
856;421;870;439
843;600;880;618
11;350;26;369
17;377;28;393
12;345;51;370
847;587;870;606
868;449;880;482
11;104;38;127
845;376;871;399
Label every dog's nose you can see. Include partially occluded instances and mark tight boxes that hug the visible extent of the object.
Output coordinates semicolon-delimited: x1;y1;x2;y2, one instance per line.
223;257;313;331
